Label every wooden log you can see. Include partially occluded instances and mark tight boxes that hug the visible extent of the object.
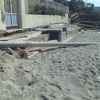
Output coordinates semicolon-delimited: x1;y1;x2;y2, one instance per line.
80;20;100;24
78;24;100;29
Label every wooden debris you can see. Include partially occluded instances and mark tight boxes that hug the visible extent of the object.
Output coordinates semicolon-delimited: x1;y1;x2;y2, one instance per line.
18;49;28;59
28;51;39;59
78;24;100;29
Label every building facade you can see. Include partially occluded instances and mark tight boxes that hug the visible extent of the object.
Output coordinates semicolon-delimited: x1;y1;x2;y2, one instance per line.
0;0;69;30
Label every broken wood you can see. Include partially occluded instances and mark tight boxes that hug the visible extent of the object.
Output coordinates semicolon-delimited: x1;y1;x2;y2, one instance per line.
28;51;39;59
79;20;100;25
78;24;100;29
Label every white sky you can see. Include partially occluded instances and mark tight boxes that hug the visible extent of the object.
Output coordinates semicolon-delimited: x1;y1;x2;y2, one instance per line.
86;0;100;6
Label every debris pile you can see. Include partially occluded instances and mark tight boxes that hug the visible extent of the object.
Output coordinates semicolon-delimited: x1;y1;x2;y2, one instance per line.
70;12;100;29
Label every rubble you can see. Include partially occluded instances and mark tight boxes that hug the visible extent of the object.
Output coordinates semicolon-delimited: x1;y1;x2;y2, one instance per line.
6;48;14;55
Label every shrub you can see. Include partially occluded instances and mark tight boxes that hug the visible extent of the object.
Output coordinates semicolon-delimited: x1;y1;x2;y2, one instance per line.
32;5;65;16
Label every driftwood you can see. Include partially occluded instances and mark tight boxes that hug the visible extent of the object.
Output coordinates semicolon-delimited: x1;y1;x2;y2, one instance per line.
80;20;100;24
78;24;100;29
79;20;100;28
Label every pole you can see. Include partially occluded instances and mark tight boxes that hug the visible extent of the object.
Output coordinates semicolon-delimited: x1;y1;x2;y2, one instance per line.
0;41;98;48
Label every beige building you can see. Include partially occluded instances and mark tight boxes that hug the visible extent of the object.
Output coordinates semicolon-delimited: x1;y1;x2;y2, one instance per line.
0;0;69;31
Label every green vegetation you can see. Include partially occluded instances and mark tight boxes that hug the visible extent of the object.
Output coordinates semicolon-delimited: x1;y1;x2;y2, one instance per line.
30;0;96;17
54;0;68;6
68;0;85;13
33;5;66;16
54;0;94;15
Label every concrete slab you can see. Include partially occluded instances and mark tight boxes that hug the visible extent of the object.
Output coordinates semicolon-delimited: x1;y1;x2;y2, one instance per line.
0;31;41;41
6;28;23;33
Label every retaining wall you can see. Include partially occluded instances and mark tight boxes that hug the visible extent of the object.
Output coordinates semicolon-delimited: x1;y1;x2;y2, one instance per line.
22;14;69;29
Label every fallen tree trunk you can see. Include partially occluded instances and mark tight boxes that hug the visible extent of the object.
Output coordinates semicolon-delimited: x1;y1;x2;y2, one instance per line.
78;24;100;29
80;20;100;25
0;41;98;48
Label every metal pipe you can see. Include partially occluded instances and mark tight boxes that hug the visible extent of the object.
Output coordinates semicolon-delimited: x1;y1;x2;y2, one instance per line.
0;41;98;48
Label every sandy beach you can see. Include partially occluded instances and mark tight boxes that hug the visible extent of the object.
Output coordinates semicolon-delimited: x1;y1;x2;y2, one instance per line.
0;30;100;100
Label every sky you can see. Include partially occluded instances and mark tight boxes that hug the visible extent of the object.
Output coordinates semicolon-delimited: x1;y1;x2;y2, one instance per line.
86;0;100;7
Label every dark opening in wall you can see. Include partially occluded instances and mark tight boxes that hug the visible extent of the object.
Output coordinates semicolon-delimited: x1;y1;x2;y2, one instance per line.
42;30;61;42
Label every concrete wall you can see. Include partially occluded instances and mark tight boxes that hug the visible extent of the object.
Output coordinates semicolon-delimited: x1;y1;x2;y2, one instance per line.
22;14;69;29
20;0;69;29
0;11;6;30
0;0;6;30
0;0;69;30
